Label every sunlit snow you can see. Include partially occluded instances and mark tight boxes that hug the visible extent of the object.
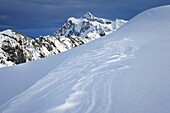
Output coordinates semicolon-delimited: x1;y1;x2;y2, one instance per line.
0;5;170;113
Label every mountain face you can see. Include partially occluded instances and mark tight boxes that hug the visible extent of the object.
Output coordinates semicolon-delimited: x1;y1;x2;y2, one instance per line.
0;30;85;68
55;12;127;41
0;12;127;68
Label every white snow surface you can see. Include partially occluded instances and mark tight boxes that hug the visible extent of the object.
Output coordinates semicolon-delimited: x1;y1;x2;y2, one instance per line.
1;5;170;113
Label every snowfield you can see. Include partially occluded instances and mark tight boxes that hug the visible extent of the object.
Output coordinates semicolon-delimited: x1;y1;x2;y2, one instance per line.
1;5;170;113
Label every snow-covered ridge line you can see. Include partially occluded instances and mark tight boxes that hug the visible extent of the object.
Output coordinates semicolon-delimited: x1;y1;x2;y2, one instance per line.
0;12;127;68
0;29;85;68
0;37;138;113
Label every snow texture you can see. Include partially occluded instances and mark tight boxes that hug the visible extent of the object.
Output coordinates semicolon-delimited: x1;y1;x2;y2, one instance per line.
1;5;170;113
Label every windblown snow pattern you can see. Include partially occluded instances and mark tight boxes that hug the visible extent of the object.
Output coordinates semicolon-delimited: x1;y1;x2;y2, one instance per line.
1;5;170;113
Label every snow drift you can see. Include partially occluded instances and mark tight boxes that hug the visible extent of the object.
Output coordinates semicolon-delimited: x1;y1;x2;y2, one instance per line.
1;5;170;113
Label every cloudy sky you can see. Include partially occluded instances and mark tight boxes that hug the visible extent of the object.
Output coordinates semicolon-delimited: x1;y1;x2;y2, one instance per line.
0;0;170;37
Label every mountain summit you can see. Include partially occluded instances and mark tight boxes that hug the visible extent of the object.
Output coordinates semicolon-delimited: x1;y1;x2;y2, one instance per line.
82;12;95;20
55;12;127;40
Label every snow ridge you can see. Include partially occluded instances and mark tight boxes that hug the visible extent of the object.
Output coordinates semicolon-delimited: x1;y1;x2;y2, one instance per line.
0;37;138;113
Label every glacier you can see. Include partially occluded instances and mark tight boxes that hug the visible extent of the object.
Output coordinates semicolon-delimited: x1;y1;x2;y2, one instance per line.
0;5;170;113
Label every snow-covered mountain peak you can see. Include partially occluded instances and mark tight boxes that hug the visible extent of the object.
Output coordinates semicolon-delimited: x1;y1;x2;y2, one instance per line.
1;29;12;33
82;12;94;20
0;29;20;44
55;12;127;39
0;29;27;41
68;17;80;24
0;29;14;37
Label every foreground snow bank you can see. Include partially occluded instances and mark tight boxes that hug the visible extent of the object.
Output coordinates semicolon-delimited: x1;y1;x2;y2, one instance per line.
1;5;170;113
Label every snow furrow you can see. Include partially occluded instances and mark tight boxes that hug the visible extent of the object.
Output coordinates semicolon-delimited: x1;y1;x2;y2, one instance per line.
1;37;137;113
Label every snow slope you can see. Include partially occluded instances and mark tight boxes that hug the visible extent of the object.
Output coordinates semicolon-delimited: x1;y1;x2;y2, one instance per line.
1;5;170;113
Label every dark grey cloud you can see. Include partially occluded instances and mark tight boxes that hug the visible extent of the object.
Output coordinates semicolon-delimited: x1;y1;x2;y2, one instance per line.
0;0;170;37
17;0;91;8
0;15;9;20
0;24;12;29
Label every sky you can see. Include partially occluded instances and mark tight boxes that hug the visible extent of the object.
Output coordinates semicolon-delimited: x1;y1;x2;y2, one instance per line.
0;0;170;37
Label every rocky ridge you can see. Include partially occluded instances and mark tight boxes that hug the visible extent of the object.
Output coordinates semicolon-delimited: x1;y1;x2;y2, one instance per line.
0;12;127;68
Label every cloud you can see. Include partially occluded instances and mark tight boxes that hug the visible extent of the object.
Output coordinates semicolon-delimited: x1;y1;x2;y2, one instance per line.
0;24;12;28
15;0;92;8
0;15;9;20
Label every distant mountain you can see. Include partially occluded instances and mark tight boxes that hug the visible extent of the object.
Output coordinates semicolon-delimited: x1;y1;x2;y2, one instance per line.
0;12;127;68
55;12;127;41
